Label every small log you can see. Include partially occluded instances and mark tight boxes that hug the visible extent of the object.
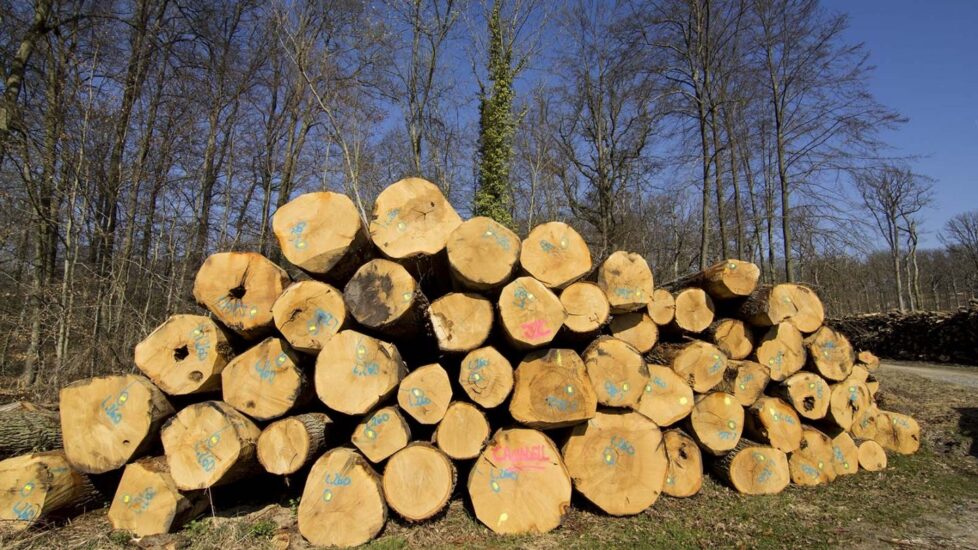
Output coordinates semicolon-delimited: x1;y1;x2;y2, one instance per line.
221;337;310;421
107;457;207;536
559;281;610;340
856;350;880;372
397;363;452;424
369;176;462;260
61;374;174;474
497;276;566;350
754;323;806;381
561;411;668;516
669;288;715;333
856;439;887;471
596;251;654;313
688;392;744;456
712;440;790;495
655;341;727;394
850;405;880;440
737;283;824;333
665;259;760;300
805;325;854;381
0;451;99;531
582;337;649;409
382;443;456;521
745;397;802;453
256;413;332;476
467;428;572;534
662;429;703;498
509;349;598;429
608;312;659;353
459;346;514;409
0;402;62;460
446;216;521;290
827;429;859;477
873;411;920;455
297;448;386;548
635;365;694;427
428;292;493;352
715;360;770;407
706;318;753;360
351;406;412;463
315;330;407;416
344;258;428;339
192;252;290;339
134;314;234;395
519;221;592;289
272;191;372;282
272;280;347;354
787;426;836;486
435;401;491;460
647;288;676;326
770;372;830;420
160;401;262;490
824;380;872;431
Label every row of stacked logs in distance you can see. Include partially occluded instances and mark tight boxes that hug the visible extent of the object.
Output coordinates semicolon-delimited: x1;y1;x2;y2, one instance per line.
0;178;921;547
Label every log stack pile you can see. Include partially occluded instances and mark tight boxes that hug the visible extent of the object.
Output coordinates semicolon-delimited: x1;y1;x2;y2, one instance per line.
0;177;921;545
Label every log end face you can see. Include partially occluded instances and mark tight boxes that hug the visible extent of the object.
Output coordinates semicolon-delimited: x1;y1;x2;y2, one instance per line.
369;177;462;259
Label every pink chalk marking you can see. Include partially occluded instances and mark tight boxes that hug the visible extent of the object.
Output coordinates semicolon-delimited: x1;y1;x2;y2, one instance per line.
491;444;550;472
520;319;552;340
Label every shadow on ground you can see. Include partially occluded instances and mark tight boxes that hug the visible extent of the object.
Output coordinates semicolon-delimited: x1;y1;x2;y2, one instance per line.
957;407;978;458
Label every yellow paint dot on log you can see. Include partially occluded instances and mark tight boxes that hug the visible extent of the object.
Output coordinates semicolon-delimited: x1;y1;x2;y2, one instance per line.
193;329;202;336
713;354;720;360
604;453;614;464
402;292;412;302
644;384;652;393
296;241;306;249
527;293;535;300
769;408;777;416
622;383;630;392
122;495;130;503
727;420;736;429
210;436;218;445
756;454;766;462
249;307;258;316
277;354;287;364
635;290;643;298
739;383;746;390
808;383;816;389
849;386;856;393
560;238;568;248
485;230;493;236
728;263;737;269
473;373;482;381
724;396;732;405
498;512;509;524
768;359;774;365
843;462;850;469
679;396;688;405
23;483;33;493
565;385;574;395
412;388;421;396
491;481;500;492
119;394;128;403
396;221;406;231
818;461;824;469
323;490;333;502
366;428;376;440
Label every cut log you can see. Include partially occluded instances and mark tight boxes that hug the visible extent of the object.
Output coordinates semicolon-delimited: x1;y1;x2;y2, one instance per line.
827;429;859;477
635;365;694;427
754;323;806;381
509;348;598;429
497;276;566;350
561;411;668;516
596;251;654;313
669;288;715;333
745;397;802;453
192;252;290;339
706;318;754;360
351;406;411;463
608;312;659;353
397;363;452;424
866;377;880;398
297;448;386;548
856;350;880;372
737;283;824;333
688;392;744;455
850;405;880;440
856;439;887;471
873;411;920;455
805;326;854;381
221;337;310;421
519;222;591;289
848;364;870;383
824;380;872;431
467;428;572;534
344;258;428;339
770;372;830;420
651;341;727;393
134;314;234;395
559;281;610;339
459;346;514;409
712;441;790;495
428;292;493;352
665;259;760;300
582;337;649;409
60;374;174;474
315;330;407;416
0;451;99;531
160;401;262;490
787;426;836;486
108;457;207;536
647;288;676;326
434;401;491;460
369;176;462;259
382;443;456;521
662;429;703;498
256;413;332;476
272;280;347;354
446;216;521;290
0;402;62;460
272;191;372;282
716;360;770;407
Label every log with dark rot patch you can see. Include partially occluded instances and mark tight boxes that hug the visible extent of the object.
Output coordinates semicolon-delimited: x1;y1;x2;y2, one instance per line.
787;426;836;486
344;258;429;339
716;360;770;407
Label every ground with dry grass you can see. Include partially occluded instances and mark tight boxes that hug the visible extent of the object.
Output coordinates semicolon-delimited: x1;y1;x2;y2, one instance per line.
3;363;977;550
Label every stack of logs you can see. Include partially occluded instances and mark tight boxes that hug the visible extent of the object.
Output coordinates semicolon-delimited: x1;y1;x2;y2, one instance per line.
0;177;920;546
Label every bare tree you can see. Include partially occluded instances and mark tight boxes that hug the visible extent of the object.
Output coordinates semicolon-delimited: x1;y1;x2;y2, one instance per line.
943;211;978;273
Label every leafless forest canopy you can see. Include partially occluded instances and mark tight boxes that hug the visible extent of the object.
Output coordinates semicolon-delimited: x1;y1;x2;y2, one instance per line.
0;0;975;386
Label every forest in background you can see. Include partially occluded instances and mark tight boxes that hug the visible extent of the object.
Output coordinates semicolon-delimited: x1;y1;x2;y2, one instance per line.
1;0;976;388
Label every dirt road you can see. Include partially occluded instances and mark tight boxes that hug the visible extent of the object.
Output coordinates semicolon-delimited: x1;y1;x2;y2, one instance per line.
880;361;978;389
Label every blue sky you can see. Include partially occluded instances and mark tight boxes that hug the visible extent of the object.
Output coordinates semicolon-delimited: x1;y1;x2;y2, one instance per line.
823;0;978;246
